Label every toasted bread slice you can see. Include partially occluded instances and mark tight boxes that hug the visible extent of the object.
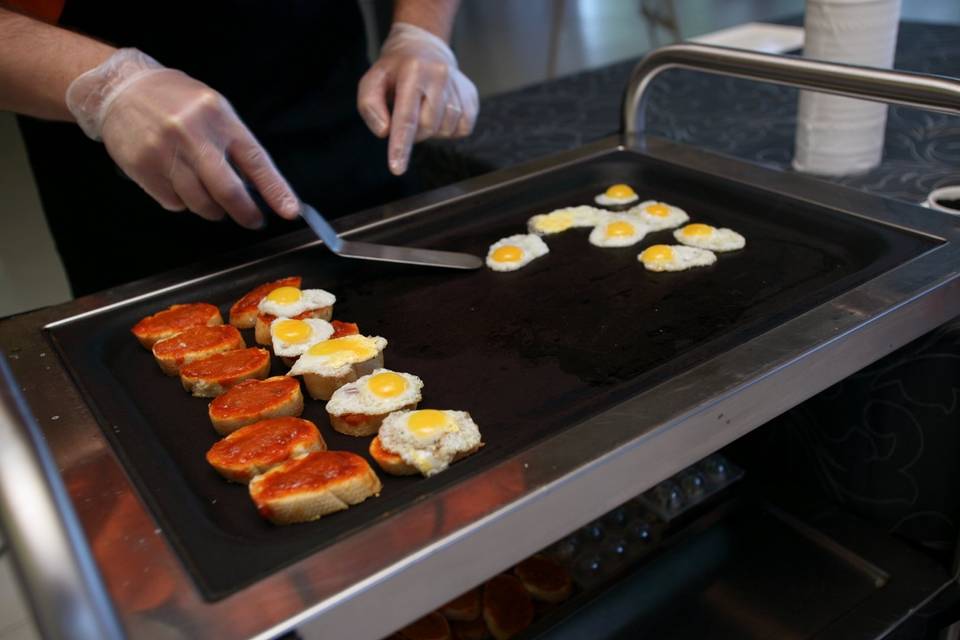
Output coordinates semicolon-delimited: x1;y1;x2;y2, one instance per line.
180;348;270;397
482;575;534;640
206;417;325;483
279;320;360;368
513;555;572;604
255;308;333;345
441;588;482;622
249;451;381;525
229;276;301;329
131;303;222;349
329;404;417;437
369;436;419;476
398;612;451;640
151;324;244;376
208;376;303;435
450;618;490;640
300;353;384;401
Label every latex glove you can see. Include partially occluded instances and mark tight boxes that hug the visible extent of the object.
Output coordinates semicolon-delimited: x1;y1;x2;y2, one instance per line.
358;23;479;176
66;48;299;229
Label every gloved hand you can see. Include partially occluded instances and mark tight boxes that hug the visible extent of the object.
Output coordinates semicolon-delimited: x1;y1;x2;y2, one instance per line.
66;48;299;229
358;23;479;176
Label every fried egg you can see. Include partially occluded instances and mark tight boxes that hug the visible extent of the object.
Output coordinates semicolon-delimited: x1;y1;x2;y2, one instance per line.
594;184;639;207
257;286;336;318
627;200;690;231
287;335;387;377
327;369;423;416
673;223;746;252
486;234;549;272
270;317;334;358
528;206;609;235
638;244;717;272
378;409;482;477
589;215;649;248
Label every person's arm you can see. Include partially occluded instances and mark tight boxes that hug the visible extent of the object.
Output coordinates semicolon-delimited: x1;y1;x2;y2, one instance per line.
0;7;299;228
357;0;478;176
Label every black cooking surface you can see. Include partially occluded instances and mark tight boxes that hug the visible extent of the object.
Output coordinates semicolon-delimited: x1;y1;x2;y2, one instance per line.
47;151;937;599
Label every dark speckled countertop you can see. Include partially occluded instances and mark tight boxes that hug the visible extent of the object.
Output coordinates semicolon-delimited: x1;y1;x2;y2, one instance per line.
429;20;960;205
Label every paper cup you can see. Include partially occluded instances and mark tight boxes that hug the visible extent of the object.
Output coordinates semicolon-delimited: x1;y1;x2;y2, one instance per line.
793;0;902;176
925;186;960;215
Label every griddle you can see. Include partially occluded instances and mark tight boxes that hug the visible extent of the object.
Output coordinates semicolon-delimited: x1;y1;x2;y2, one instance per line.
46;150;937;599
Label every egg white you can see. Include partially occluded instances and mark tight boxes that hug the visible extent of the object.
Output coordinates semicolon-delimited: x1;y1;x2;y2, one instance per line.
486;234;550;272
326;369;423;416
528;206;610;235
258;288;336;318
595;191;640;207
673;225;746;252
638;245;717;272
589;215;649;248
270;318;334;358
627;200;690;231
287;335;387;378
379;409;482;477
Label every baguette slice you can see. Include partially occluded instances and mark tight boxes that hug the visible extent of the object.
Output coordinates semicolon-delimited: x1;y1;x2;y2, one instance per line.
206;417;325;483
368;435;419;476
255;307;333;346
249;451;381;525
441;588;482;622
277;319;360;369
229;276;301;329
131;303;222;349
329;403;418;438
482;575;534;640
398;612;451;640
151;324;244;376
513;555;572;604
208;376;303;435
180;347;270;397
450;618;490;640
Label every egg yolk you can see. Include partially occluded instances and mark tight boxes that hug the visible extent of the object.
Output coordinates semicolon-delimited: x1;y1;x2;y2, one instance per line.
266;286;302;305
492;245;524;263
605;184;636;198
406;409;457;439
606;221;636;238
534;212;574;233
644;203;670;217
681;223;713;237
641;244;675;264
272;319;312;343
367;372;407;398
306;335;376;367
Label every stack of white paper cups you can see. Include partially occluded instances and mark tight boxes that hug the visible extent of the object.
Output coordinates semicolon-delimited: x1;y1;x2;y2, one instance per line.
793;0;901;176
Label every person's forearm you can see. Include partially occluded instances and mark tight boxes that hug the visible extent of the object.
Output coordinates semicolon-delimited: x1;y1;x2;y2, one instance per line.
392;0;460;41
0;7;115;120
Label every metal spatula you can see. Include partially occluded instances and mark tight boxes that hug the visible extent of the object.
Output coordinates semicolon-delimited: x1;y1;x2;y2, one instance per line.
246;173;481;270
297;201;483;270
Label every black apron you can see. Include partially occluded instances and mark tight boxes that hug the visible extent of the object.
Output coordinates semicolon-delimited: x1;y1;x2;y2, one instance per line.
18;1;412;296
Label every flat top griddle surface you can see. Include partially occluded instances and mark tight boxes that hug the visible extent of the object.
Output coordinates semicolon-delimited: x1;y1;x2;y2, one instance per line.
47;151;936;599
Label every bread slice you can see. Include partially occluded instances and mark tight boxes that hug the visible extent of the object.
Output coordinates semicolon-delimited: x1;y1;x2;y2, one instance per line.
300;352;383;401
151;324;244;376
208;376;303;435
329;403;417;437
255;307;333;346
229;276;301;329
368;435;419;476
482;575;534;640
397;612;451;640
441;588;482;622
513;555;572;604
179;348;270;397
450;618;490;640
369;435;483;477
131;303;222;349
249;451;381;525
206;417;325;483
278;320;360;368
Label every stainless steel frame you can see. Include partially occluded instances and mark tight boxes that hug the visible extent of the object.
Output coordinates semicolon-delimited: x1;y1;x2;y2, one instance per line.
3;45;960;640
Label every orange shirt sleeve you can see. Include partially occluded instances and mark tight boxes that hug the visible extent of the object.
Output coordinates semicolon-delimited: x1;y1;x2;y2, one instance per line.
3;0;65;23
